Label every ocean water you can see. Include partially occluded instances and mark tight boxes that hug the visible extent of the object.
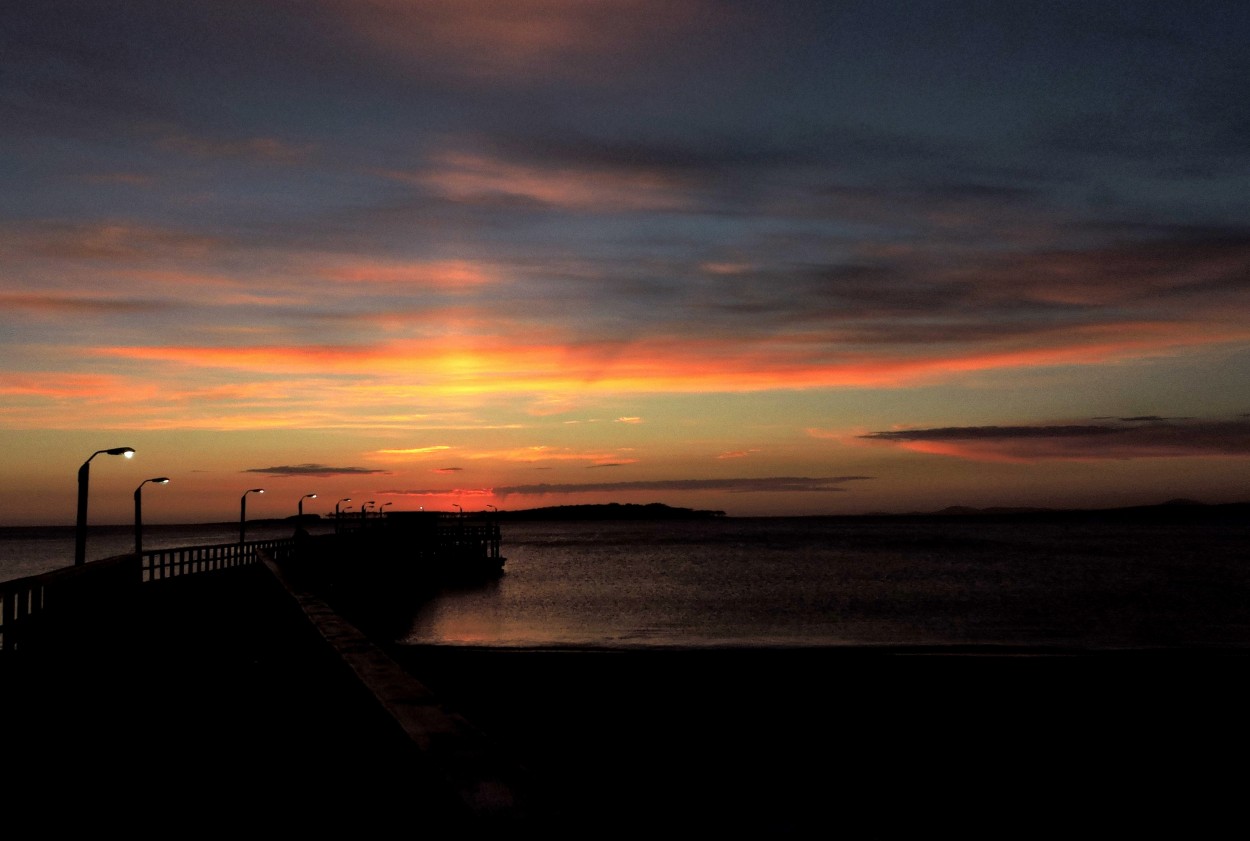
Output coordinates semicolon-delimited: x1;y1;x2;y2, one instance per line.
400;515;1250;650
6;515;1249;651
0;521;338;583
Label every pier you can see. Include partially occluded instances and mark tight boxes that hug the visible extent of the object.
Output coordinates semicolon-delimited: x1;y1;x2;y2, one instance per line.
0;515;548;834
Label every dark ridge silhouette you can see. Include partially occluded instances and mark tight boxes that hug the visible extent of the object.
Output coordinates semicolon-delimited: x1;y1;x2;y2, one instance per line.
856;500;1250;524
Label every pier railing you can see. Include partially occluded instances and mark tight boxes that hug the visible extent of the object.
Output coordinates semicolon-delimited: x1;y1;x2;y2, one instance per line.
1;515;504;654
141;537;296;582
0;537;296;653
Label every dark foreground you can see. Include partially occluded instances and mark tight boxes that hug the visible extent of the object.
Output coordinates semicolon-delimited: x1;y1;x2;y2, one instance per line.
4;560;1247;836
389;643;1250;836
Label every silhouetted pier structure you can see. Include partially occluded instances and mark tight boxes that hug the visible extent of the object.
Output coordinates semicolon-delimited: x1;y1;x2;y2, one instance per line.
0;513;546;834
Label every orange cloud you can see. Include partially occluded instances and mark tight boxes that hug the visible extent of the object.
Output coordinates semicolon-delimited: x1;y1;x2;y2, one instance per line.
320;259;500;290
155;131;312;164
0;294;168;317
387;151;692;212
0;373;136;400
379;487;494;498
89;318;1250;399
376;446;453;455
331;0;711;81
461;445;635;465
859;418;1250;462
14;222;219;262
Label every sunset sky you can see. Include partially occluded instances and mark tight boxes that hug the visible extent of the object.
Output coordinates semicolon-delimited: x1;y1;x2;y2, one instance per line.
3;1;1249;525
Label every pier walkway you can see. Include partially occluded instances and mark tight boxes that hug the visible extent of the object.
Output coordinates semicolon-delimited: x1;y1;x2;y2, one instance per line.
1;554;553;836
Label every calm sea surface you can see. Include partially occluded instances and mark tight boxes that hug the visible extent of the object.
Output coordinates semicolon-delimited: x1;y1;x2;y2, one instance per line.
401;516;1250;651
5;516;1248;650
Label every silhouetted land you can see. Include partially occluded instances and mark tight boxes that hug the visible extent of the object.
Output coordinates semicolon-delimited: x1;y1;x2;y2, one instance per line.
492;498;1249;523
854;499;1250;524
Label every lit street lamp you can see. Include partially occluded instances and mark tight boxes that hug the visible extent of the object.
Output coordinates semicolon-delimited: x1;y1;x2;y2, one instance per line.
335;497;352;534
299;493;318;518
75;446;135;566
134;477;169;555
240;488;264;544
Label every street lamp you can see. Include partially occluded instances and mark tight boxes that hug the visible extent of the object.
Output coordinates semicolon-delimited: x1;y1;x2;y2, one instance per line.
240;488;264;544
335;497;352;534
299;493;317;518
453;503;463;516
134;477;169;555
75;446;135;565
378;501;392;516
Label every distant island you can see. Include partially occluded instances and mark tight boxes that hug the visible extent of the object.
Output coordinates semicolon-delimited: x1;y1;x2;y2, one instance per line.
856;499;1250;524
286;499;1243;524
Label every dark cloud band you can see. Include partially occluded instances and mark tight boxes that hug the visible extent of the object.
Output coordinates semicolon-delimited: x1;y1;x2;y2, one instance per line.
494;477;872;496
861;418;1250;458
244;463;388;476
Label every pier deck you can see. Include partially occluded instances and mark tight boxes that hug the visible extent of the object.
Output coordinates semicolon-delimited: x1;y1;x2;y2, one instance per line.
1;558;550;835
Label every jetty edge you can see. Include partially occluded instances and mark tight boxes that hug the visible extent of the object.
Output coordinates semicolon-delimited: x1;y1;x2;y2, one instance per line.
0;515;573;835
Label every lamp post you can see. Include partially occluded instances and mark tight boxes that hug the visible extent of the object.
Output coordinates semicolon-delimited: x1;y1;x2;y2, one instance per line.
75;446;135;565
453;503;463;516
378;501;392;517
240;488;264;544
134;477;169;555
335;497;351;534
299;493;317;518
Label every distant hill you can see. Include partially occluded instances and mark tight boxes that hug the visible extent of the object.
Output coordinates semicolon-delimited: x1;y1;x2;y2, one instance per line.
864;500;1250;524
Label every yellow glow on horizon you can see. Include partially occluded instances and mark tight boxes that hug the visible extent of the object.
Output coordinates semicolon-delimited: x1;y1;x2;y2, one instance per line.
0;319;1237;434
376;446;453;454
